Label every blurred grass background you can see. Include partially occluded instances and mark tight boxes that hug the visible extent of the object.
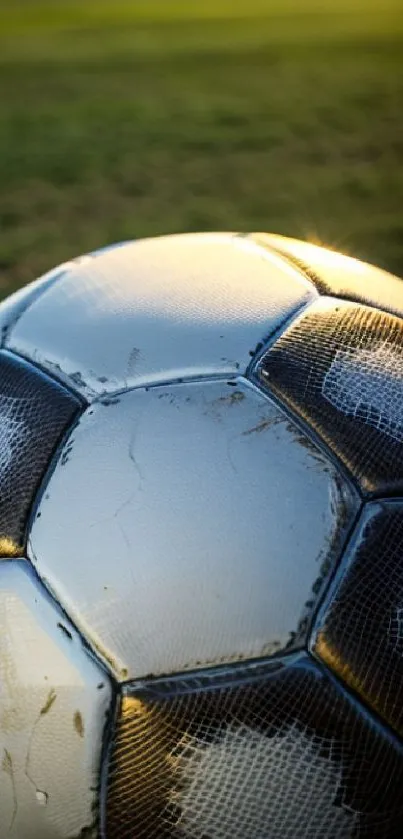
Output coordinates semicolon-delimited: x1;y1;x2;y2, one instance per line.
0;0;402;296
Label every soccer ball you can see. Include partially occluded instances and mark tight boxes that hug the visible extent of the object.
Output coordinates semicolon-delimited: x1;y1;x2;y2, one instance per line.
0;232;403;839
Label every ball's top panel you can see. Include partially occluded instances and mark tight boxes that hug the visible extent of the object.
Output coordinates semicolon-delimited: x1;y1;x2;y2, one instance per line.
6;234;316;398
313;500;403;738
29;378;357;682
251;233;403;319
0;351;81;550
257;298;403;495
106;655;403;839
0;560;111;839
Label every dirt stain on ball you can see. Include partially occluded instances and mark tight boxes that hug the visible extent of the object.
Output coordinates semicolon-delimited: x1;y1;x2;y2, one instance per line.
74;710;85;738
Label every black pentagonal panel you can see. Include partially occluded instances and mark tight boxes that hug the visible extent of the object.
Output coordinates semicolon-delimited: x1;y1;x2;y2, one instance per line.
0;350;81;550
313;501;403;738
257;299;403;495
250;233;403;320
105;655;403;839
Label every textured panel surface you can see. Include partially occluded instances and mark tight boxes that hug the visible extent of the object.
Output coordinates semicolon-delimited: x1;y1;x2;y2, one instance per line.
313;501;403;738
7;233;316;398
0;561;111;839
0;351;80;548
251;233;403;318
28;378;356;681
258;298;403;494
105;655;403;839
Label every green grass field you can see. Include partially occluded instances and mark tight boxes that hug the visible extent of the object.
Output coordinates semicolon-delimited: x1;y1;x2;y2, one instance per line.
0;1;402;295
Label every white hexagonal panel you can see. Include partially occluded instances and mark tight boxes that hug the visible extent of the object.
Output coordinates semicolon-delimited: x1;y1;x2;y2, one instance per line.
252;233;403;318
0;560;111;839
0;270;61;347
0;255;95;347
29;378;358;682
6;234;316;398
